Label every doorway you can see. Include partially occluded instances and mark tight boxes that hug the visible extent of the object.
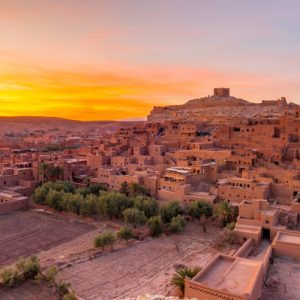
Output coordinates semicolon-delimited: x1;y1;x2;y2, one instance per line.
262;228;270;240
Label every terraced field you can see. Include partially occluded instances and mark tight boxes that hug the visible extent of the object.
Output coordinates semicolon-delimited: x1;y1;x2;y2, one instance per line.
56;223;218;300
0;210;95;267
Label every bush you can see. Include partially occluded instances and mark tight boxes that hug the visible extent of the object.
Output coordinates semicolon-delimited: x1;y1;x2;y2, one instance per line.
94;231;116;250
44;266;58;283
169;215;186;233
0;268;21;288
57;282;71;297
214;228;241;250
226;222;236;231
117;227;134;244
16;256;41;280
147;215;163;237
160;201;181;224
123;208;147;227
63;292;78;300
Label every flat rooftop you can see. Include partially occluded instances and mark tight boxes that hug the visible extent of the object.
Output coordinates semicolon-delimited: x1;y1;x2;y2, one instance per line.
194;255;262;296
277;231;300;244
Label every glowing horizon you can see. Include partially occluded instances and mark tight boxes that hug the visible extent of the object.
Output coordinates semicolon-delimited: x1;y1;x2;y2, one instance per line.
1;0;300;120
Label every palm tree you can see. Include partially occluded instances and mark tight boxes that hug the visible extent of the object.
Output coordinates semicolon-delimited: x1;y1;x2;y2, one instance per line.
214;201;237;226
39;163;48;183
171;267;201;296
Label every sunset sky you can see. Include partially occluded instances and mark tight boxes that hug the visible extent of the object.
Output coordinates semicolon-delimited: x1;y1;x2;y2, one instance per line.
1;0;300;120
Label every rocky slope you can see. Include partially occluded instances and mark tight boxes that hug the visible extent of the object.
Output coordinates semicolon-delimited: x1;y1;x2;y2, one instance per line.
147;95;293;123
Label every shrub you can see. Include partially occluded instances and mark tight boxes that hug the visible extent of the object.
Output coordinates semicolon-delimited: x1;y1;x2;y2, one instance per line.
0;268;21;288
63;292;78;300
147;215;163;237
169;215;186;233
16;256;41;280
214;228;241;250
94;231;116;250
117;227;134;244
123;208;147;227
44;265;58;283
160;201;181;224
57;282;71;297
226;222;236;231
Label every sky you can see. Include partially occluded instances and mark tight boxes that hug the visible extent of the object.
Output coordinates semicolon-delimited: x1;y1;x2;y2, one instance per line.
1;0;300;120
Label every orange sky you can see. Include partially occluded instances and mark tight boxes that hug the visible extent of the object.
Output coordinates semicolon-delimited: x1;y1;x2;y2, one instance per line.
1;1;300;120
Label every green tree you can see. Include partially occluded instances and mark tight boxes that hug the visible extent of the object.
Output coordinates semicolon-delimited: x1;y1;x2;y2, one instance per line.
39;163;63;182
188;200;213;233
123;208;147;228
117;227;134;244
128;182;149;197
98;192;133;220
171;267;200;295
133;195;159;218
39;163;48;183
147;215;163;237
33;184;51;205
160;201;181;224
94;231;116;250
169;215;186;233
120;181;130;196
188;200;212;219
51;181;75;193
62;193;83;215
45;189;64;211
77;183;107;197
79;194;98;216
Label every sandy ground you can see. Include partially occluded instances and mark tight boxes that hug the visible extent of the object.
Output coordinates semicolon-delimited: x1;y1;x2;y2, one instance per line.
0;210;95;268
261;256;300;300
55;223;219;300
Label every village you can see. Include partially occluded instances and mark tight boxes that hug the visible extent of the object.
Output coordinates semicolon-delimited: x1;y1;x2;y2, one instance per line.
0;88;300;300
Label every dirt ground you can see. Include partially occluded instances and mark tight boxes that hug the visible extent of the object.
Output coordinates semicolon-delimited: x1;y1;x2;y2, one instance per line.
55;223;220;300
261;256;300;300
0;210;95;268
0;281;57;300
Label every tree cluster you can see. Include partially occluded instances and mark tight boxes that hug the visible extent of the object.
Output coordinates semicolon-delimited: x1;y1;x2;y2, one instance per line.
34;181;238;239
